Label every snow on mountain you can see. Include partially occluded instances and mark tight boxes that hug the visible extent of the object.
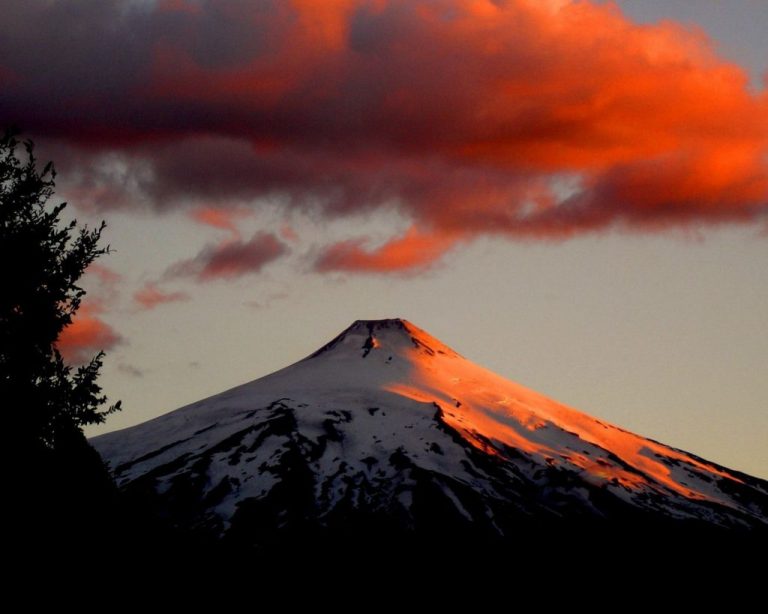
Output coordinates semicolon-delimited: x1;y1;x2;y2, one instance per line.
92;319;768;541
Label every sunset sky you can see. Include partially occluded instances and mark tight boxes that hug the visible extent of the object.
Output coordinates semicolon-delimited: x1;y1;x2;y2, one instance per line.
2;0;766;478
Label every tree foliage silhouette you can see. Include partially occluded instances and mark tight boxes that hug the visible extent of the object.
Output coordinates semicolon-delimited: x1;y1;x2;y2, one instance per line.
1;130;121;542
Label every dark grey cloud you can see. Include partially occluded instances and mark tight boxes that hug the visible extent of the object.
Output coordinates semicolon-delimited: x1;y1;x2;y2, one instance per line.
165;231;288;281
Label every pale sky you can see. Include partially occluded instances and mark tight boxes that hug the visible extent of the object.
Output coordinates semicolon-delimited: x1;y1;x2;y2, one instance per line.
4;1;764;478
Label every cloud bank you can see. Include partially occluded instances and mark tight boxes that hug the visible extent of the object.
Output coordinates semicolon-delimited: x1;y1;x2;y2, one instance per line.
2;0;766;272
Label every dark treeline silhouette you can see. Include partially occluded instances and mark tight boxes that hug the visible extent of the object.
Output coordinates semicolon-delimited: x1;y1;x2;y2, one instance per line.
1;130;122;555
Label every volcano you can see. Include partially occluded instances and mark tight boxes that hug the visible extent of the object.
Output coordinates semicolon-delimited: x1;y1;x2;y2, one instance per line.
93;319;768;548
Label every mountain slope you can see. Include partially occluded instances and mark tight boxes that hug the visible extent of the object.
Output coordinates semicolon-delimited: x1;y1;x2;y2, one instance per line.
93;319;768;545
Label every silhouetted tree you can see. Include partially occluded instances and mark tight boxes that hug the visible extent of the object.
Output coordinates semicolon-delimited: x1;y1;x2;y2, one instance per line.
1;130;120;547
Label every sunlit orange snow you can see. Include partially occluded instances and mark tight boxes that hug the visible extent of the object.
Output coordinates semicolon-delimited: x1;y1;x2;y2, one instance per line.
381;320;740;501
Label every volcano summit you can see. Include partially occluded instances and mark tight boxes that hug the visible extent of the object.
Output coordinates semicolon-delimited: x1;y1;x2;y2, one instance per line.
93;319;768;547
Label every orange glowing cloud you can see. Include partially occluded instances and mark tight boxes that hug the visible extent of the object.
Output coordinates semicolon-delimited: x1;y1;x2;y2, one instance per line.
315;227;460;273
4;0;767;273
57;304;123;364
55;264;125;363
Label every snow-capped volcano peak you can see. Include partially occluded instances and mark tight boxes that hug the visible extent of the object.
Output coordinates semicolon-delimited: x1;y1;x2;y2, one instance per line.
306;318;460;361
92;319;768;542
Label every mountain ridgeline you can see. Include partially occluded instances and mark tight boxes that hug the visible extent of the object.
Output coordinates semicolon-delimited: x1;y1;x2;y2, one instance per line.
93;319;768;555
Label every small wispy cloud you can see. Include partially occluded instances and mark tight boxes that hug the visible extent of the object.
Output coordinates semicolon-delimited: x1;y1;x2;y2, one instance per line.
165;232;288;281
